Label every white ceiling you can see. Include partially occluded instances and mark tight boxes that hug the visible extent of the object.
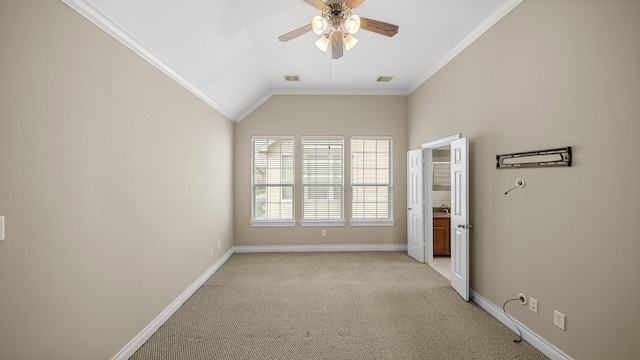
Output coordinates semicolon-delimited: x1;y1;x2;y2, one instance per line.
63;0;522;122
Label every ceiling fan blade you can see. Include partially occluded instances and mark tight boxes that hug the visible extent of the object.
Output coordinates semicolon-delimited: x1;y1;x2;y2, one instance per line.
331;31;344;59
346;0;366;10
278;24;313;42
359;17;399;37
302;0;328;10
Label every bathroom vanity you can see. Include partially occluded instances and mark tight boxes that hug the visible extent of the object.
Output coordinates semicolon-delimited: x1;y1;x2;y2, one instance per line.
433;211;451;256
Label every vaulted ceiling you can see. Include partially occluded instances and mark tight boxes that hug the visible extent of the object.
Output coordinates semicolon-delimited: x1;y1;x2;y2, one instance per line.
63;0;522;122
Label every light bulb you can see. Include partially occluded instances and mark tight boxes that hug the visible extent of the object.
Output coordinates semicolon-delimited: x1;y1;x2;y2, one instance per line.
312;15;327;35
345;15;360;34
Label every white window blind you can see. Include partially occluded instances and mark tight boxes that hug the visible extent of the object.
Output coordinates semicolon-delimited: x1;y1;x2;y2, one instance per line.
302;137;344;222
351;137;392;221
252;137;294;222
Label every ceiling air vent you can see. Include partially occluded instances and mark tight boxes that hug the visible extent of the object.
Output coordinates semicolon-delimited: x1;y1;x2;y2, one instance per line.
284;75;300;82
376;76;394;82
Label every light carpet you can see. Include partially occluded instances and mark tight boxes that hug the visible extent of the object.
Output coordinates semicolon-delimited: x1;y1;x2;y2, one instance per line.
130;252;548;359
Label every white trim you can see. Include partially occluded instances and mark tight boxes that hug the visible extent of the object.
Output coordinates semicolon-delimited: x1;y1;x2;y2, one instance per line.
251;135;296;141
238;92;408;123
250;220;297;227
61;0;521;123
350;135;394;141
350;220;395;227
422;134;461;150
234;244;407;253
407;0;523;93
420;134;460;265
470;290;573;360
272;88;409;97
111;248;234;360
301;135;346;141
61;0;236;121
300;221;346;227
236;91;275;123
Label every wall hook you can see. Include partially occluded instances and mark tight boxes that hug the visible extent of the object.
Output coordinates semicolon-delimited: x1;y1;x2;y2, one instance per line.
504;178;526;195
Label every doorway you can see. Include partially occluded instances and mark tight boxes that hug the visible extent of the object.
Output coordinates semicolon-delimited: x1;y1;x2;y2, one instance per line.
421;134;459;272
407;134;470;300
430;145;452;280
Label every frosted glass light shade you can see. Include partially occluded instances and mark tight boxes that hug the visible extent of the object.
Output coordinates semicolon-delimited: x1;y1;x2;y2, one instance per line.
345;15;360;34
312;15;328;35
344;34;358;51
315;35;330;52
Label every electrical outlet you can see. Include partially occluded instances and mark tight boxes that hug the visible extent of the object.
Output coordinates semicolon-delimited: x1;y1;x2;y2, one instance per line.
217;242;221;251
209;248;213;256
321;230;326;237
554;310;566;330
529;297;538;313
517;293;527;305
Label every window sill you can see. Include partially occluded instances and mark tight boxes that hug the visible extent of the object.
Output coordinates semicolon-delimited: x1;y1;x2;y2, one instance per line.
350;219;395;227
250;220;297;227
300;220;345;227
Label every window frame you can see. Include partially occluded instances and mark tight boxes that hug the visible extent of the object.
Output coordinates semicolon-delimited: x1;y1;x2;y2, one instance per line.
300;136;345;227
250;136;296;227
350;136;395;227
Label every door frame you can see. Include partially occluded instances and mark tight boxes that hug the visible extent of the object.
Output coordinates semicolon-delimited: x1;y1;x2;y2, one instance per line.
421;134;460;266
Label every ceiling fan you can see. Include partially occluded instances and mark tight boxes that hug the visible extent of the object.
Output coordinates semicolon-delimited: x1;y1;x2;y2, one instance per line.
278;0;399;59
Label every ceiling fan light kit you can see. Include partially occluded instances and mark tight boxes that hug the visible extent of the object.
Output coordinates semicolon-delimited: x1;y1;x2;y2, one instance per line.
279;0;399;59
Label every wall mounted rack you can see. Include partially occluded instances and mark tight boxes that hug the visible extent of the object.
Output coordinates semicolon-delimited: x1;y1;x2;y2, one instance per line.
496;147;572;169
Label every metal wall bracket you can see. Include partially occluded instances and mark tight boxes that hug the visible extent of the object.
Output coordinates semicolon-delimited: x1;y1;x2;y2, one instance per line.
497;147;572;169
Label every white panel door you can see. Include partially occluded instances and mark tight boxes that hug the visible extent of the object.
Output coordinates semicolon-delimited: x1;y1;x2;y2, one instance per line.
450;138;470;300
407;149;424;263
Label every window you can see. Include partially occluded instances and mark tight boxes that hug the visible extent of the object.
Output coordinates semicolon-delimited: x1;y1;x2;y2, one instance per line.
251;137;295;226
301;137;344;225
351;137;394;225
281;154;294;200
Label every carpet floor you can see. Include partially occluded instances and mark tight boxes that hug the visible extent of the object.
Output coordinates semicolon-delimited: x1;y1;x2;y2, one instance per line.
130;252;548;359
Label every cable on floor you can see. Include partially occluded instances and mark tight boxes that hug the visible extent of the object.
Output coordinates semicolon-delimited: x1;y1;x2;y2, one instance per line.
502;298;523;343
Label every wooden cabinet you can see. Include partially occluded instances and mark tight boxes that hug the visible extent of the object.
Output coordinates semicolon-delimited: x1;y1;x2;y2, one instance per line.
433;217;450;256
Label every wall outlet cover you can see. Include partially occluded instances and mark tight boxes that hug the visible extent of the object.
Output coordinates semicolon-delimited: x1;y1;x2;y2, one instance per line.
554;310;566;330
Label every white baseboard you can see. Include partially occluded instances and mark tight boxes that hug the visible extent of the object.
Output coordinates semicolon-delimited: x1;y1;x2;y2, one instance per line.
113;244;405;358
233;244;408;253
470;290;572;360
112;248;234;360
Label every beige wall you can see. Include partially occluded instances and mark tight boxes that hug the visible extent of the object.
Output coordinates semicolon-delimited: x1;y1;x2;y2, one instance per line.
0;1;233;359
3;0;638;359
234;95;407;246
408;0;640;359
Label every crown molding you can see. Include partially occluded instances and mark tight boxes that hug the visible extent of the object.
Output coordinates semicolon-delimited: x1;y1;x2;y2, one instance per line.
407;0;524;94
61;0;236;121
236;88;409;122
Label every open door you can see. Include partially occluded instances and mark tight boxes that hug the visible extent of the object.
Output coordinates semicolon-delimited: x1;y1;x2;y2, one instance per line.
450;138;470;300
407;149;424;263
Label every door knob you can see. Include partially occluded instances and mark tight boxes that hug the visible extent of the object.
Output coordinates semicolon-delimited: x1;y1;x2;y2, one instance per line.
457;224;465;228
406;207;412;210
